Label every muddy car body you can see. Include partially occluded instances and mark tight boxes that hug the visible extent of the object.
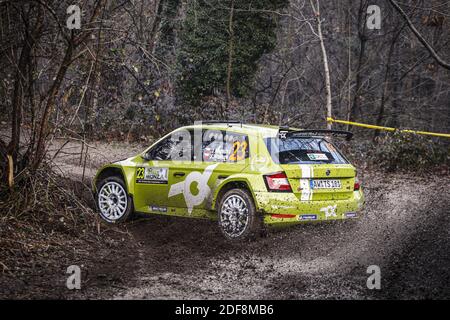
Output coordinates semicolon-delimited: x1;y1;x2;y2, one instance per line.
93;122;365;240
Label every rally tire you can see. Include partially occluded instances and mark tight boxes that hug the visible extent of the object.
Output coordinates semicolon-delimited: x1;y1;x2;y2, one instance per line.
217;188;261;241
96;176;134;223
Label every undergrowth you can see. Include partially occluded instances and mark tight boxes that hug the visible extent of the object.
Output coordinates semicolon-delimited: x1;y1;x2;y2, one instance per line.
0;161;128;292
344;132;450;173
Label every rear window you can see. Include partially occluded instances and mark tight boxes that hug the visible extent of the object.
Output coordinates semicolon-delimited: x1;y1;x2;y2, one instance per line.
264;137;348;164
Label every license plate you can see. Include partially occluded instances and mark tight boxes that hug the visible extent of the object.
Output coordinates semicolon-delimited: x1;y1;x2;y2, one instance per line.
311;179;341;189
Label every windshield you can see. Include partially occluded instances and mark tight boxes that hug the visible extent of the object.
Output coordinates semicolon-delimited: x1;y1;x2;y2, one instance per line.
264;137;348;164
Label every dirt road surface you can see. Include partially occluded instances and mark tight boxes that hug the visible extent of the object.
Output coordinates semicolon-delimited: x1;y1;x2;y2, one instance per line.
19;138;450;299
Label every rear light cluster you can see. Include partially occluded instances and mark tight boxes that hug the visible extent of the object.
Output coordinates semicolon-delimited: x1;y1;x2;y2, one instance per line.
354;176;361;191
264;172;292;192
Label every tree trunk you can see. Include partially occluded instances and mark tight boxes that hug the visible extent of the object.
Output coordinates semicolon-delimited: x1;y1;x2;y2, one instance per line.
226;0;235;109
148;0;165;54
32;40;74;170
390;44;401;128
87;5;105;137
6;4;43;184
32;0;106;170
348;0;367;124
374;24;405;139
310;0;332;129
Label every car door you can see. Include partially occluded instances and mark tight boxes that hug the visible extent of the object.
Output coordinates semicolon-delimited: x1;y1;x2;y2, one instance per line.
164;129;209;215
201;129;251;192
166;129;250;216
133;130;192;215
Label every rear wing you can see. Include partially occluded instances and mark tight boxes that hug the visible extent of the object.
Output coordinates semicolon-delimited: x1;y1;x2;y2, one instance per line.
278;128;353;141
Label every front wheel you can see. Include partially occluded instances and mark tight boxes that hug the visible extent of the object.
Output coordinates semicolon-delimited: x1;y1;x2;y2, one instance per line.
96;176;134;223
218;189;261;241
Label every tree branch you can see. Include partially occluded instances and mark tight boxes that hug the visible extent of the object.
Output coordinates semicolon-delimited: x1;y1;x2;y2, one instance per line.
388;0;450;70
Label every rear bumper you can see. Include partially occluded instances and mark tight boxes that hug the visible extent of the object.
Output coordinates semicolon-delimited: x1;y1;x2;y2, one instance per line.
254;190;365;224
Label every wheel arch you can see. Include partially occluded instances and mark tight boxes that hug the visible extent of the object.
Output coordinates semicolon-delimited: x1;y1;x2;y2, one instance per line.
211;176;260;211
93;165;128;194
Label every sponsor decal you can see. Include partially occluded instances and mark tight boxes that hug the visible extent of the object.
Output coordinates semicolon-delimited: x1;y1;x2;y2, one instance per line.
307;153;328;161
300;214;317;221
150;205;167;213
168;164;218;214
136;167;168;184
320;204;337;219
345;212;357;218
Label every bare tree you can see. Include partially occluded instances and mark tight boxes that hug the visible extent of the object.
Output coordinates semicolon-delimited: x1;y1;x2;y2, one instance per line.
309;0;333;129
226;0;235;108
388;0;450;70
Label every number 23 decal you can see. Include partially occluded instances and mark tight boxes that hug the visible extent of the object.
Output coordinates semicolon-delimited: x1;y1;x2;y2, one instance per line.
136;167;145;179
229;141;248;161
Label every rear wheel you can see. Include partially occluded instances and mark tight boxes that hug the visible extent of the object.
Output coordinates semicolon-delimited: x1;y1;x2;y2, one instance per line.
96;176;133;223
218;189;261;241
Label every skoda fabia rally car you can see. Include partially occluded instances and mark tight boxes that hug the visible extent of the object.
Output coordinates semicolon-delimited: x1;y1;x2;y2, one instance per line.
93;122;364;240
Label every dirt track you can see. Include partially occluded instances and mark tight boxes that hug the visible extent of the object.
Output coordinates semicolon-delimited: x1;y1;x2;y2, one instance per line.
28;139;450;299
107;172;449;299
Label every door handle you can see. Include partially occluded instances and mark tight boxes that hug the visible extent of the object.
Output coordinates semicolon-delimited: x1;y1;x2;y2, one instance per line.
173;172;185;177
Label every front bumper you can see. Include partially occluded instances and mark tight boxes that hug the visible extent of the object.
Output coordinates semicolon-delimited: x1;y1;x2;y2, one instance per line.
254;190;365;225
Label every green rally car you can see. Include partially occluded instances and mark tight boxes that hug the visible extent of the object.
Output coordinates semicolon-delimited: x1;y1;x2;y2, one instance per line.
93;121;364;240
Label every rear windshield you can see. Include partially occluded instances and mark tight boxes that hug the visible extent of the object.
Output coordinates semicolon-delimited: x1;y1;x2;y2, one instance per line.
264;137;348;164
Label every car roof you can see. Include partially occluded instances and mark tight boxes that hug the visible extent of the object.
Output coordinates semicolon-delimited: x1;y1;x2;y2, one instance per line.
179;123;283;137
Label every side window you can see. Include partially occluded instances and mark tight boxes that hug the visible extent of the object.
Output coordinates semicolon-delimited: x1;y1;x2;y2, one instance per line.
148;130;192;161
202;130;225;162
225;132;249;162
148;137;174;161
202;130;249;162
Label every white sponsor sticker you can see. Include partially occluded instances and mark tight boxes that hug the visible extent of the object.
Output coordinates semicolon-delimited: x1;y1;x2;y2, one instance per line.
136;167;168;184
307;153;328;161
150;205;168;213
320;204;337;219
168;164;218;214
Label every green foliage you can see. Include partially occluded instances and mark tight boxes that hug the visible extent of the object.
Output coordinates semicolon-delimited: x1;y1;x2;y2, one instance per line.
370;132;450;171
177;0;288;105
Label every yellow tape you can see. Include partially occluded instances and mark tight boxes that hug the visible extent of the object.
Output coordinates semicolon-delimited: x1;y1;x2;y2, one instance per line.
327;117;450;139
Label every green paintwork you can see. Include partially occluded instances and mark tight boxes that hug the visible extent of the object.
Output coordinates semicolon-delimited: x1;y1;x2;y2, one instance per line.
93;123;365;225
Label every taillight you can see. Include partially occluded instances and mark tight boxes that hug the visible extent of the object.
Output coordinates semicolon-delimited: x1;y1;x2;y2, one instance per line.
354;176;361;191
264;172;292;192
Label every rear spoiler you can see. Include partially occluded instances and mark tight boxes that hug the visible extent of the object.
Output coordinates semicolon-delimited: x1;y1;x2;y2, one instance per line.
278;128;353;141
